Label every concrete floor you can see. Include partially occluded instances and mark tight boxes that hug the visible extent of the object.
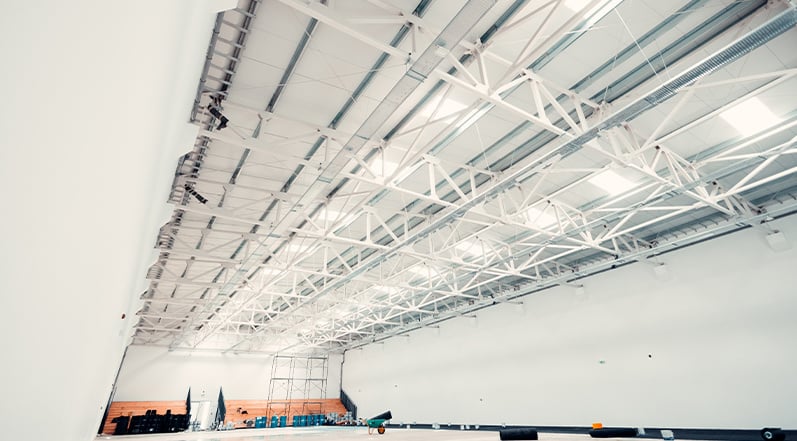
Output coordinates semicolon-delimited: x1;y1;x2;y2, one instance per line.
95;427;678;441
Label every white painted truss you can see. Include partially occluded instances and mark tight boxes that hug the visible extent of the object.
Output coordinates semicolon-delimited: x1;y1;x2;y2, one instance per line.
132;0;797;355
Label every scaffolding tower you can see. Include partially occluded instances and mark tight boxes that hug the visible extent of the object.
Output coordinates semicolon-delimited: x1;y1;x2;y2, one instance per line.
267;355;328;420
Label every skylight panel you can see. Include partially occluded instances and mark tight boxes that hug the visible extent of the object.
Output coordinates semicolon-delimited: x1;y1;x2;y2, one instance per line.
720;97;781;137
587;169;636;195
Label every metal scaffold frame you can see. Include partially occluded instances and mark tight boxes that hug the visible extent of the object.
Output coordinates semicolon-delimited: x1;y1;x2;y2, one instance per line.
267;355;329;420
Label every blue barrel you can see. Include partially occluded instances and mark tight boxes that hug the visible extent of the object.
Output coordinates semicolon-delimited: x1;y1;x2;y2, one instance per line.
255;416;266;428
300;415;308;426
279;415;287;427
270;416;278;428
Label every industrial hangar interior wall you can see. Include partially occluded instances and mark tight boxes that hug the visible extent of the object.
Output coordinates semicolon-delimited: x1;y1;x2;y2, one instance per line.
342;214;797;429
0;1;230;441
115;346;343;401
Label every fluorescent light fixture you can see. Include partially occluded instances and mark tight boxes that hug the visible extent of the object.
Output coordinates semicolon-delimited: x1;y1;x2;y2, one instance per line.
406;265;427;276
563;0;592;11
331;305;354;319
373;285;400;295
720;97;781;137
406;264;434;280
370;156;397;177
584;139;602;150
588;169;636;195
259;267;282;275
454;240;482;257
372;285;403;302
525;206;556;228
284;242;315;253
318;208;357;228
370;156;415;184
418;95;468;122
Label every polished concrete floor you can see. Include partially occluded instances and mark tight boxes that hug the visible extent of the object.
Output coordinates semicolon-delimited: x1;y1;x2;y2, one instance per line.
95;427;684;441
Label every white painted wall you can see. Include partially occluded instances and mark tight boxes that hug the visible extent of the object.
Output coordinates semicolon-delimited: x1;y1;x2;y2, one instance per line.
0;1;233;440
115;345;344;401
115;346;276;401
343;215;797;429
328;352;345;398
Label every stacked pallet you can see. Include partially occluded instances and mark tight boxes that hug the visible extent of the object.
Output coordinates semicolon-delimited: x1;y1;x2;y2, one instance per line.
102;401;187;434
101;398;349;433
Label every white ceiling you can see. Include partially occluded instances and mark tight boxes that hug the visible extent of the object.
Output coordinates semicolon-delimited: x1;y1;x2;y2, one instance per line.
134;0;797;355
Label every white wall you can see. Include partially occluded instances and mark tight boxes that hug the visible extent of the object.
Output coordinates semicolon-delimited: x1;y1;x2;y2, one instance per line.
328;352;344;398
115;346;276;401
342;215;797;429
115;345;344;402
0;1;233;440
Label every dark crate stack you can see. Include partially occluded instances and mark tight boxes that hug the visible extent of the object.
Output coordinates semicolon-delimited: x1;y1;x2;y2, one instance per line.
113;409;189;435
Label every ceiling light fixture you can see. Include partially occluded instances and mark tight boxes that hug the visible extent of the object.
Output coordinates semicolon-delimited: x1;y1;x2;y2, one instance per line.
720;97;781;137
454;240;482;257
259;267;282;275
318;208;357;229
284;243;315;254
418;95;468;123
406;264;435;280
563;0;592;11
372;285;402;302
370;157;416;184
587;169;636;195
373;285;400;295
525;206;557;228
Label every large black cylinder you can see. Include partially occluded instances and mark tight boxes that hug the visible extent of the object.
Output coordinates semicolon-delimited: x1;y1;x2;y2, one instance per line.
499;428;539;440
370;410;392;421
589;428;638;438
761;428;786;441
